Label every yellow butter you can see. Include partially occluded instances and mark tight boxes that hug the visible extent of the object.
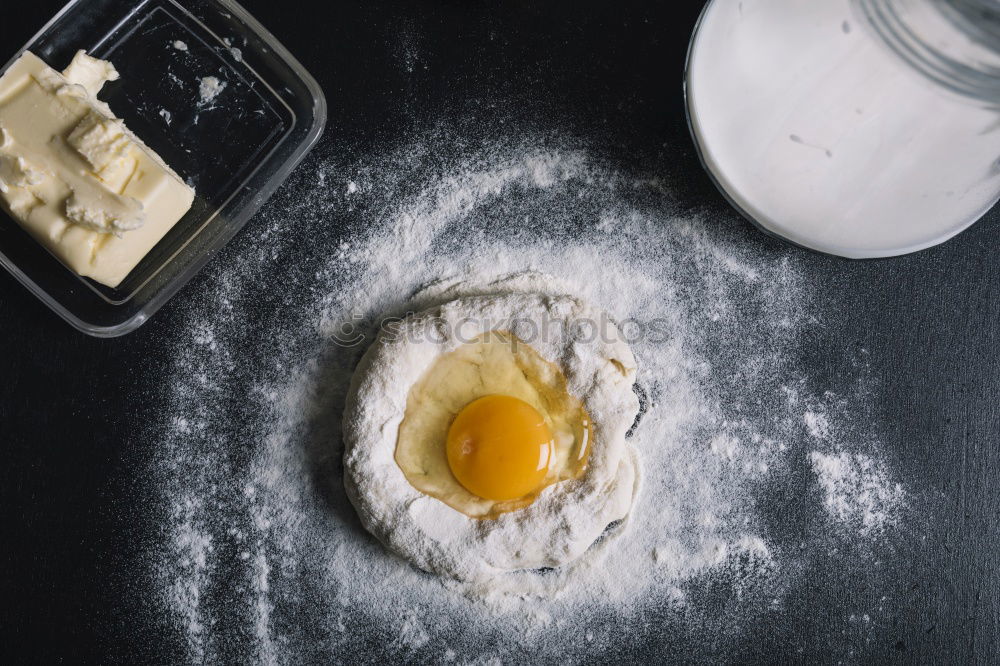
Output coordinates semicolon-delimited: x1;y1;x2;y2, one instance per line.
0;50;195;288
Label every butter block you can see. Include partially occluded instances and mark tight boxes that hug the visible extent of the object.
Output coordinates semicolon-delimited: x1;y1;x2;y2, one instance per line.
0;50;195;288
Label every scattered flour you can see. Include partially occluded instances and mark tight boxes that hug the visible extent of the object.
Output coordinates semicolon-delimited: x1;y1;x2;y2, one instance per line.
172;40;188;51
168;499;212;662
158;109;172;126
150;135;911;662
809;450;905;534
804;410;831;439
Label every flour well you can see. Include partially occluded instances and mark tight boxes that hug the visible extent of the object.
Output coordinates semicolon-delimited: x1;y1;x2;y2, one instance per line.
343;280;640;579
152;136;910;662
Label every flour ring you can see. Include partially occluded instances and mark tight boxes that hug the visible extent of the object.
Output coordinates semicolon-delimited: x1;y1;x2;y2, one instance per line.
342;274;641;581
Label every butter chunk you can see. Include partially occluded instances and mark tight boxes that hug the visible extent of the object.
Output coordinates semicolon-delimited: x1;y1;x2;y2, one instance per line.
0;50;194;288
0;153;47;192
68;112;133;174
65;189;144;234
62;51;119;97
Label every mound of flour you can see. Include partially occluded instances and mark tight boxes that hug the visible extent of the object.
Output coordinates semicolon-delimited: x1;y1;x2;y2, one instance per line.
151;136;908;663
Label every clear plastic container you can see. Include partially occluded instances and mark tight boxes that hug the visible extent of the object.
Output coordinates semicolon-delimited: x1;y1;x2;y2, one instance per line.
0;0;326;336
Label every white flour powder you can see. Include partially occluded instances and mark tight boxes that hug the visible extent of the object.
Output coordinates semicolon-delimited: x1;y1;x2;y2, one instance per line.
809;450;905;534
151;136;909;662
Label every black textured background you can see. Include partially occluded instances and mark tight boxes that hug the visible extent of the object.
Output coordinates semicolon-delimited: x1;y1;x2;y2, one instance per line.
1;1;998;663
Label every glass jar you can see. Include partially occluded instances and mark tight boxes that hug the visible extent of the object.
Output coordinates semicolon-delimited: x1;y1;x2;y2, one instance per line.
685;0;1000;258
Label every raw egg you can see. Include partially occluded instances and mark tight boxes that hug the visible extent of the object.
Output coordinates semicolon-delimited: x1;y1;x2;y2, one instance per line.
395;331;592;519
446;394;554;501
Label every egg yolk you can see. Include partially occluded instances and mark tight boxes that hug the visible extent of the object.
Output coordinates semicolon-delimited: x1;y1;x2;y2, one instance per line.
446;394;554;502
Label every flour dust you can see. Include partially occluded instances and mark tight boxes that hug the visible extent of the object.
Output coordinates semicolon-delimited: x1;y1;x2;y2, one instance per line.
151;135;910;663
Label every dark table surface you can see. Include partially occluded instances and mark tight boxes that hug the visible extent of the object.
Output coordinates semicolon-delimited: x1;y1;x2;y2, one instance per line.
1;1;998;663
